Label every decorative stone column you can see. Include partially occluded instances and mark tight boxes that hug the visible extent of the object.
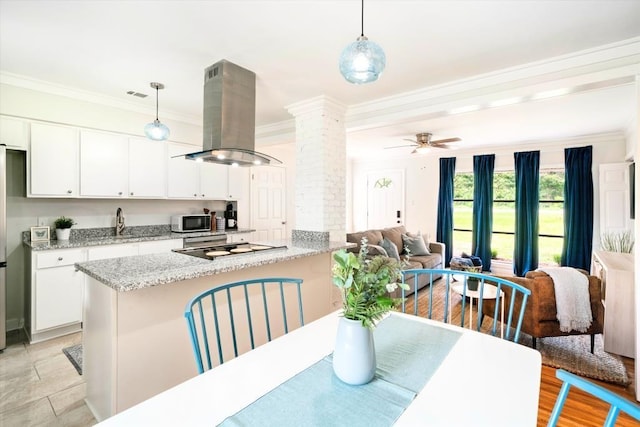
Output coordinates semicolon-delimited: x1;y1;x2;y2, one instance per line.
287;96;347;242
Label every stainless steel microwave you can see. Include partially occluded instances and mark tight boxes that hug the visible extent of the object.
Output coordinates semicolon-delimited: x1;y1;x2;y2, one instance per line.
171;214;211;232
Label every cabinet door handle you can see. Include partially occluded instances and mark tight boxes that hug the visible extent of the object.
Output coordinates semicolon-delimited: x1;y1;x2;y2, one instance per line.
130;192;134;196
201;194;205;197
67;190;72;194
193;193;197;197
118;191;123;196
58;257;63;261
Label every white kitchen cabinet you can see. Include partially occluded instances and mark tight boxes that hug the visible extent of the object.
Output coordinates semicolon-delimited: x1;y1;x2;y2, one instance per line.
29;122;79;197
227;232;251;243
129;137;167;198
29;248;86;342
167;142;200;199
228;166;249;200
591;250;635;358
0;116;29;150
200;162;229;199
80;130;129;197
138;239;183;255
87;243;138;261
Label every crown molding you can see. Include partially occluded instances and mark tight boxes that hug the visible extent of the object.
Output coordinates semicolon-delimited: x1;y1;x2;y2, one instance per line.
0;71;201;125
345;37;640;131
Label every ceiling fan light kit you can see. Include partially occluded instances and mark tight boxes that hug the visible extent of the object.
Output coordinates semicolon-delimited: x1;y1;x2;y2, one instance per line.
144;82;170;141
339;0;386;84
385;132;462;155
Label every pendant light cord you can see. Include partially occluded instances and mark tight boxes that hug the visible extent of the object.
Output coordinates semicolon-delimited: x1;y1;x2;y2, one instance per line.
155;86;159;121
360;0;364;36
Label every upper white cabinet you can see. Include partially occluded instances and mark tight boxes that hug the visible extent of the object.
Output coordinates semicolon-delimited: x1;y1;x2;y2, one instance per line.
228;167;249;200
129;137;166;198
27;122;243;201
200;162;229;199
29;122;80;197
167;142;200;199
0;116;29;150
80;130;129;197
167;142;231;200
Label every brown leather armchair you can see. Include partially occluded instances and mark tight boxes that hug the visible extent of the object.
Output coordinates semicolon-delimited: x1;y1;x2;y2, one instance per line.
483;269;604;352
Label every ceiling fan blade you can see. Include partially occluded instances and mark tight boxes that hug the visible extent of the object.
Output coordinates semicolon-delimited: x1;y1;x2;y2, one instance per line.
385;144;417;149
403;138;419;143
431;137;462;144
434;144;453;149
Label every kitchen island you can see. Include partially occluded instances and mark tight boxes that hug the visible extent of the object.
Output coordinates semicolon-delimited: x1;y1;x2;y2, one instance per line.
75;238;351;422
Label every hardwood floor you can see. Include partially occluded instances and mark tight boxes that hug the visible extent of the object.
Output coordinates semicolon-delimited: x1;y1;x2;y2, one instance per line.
404;283;638;426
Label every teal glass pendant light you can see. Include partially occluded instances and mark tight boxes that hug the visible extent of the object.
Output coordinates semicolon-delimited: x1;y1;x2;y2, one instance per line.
339;0;386;84
144;82;170;141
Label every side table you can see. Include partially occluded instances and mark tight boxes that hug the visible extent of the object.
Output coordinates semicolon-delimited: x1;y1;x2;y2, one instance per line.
450;282;504;337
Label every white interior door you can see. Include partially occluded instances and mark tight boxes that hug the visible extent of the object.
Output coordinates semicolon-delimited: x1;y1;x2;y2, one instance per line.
251;166;287;241
599;163;630;235
366;169;405;229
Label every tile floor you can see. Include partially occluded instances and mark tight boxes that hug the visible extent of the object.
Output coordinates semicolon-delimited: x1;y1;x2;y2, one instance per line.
0;330;96;427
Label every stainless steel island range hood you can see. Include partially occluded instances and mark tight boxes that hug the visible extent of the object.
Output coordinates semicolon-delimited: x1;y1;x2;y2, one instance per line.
184;60;281;166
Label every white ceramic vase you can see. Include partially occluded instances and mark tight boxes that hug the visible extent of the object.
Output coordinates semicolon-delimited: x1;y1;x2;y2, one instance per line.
332;317;376;385
56;228;71;241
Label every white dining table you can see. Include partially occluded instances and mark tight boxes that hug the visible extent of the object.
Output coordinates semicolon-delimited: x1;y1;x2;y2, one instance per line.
97;311;542;426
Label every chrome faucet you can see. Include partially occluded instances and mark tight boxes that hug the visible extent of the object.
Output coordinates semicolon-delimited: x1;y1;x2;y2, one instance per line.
116;207;125;236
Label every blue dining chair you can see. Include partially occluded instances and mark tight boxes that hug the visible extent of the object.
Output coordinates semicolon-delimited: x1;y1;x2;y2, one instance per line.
401;269;531;342
184;277;304;373
547;369;640;426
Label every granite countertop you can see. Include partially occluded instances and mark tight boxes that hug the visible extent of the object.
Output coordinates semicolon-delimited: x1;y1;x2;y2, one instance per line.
75;240;354;292
24;229;254;251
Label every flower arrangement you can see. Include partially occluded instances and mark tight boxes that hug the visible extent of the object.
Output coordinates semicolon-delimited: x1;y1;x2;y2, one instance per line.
54;216;75;229
332;238;409;329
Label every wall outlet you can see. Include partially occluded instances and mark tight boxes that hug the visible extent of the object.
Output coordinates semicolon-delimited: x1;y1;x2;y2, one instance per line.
37;217;49;226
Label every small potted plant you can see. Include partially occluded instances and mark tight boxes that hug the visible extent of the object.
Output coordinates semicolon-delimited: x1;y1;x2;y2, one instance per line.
54;216;75;240
331;238;409;385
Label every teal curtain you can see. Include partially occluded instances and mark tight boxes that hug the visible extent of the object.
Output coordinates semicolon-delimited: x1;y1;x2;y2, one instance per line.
437;157;456;267
472;154;495;271
514;151;540;276
561;146;594;270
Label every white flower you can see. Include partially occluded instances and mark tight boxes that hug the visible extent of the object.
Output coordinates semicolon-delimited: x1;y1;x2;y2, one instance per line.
386;283;398;293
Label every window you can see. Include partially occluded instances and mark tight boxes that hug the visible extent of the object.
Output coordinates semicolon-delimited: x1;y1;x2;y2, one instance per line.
452;170;564;265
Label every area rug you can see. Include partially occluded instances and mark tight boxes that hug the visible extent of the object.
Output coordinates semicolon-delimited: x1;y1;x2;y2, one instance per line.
520;334;629;386
62;344;83;375
405;283;630;386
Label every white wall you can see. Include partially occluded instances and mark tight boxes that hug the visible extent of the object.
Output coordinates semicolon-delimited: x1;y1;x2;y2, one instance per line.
350;133;629;251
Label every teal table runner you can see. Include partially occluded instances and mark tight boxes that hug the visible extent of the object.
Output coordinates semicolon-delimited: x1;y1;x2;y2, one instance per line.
219;315;463;427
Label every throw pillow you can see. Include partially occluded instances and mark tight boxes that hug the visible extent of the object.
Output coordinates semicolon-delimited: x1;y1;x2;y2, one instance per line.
379;238;401;261
401;233;431;256
407;231;431;254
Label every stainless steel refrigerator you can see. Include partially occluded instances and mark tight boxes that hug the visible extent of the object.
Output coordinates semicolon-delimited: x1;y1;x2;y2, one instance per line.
1;144;6;350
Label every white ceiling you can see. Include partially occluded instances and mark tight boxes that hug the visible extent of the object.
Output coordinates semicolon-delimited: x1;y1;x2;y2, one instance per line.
1;0;639;158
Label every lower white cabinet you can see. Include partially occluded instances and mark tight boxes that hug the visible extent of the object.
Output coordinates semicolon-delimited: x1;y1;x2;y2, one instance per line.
138;239;183;255
29;248;86;343
28;238;185;343
227;232;252;243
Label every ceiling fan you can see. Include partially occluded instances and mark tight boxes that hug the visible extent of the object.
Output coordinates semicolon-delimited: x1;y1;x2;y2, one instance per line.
385;132;462;154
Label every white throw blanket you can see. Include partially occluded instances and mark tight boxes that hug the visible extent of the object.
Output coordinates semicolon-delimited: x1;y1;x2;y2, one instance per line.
538;267;592;333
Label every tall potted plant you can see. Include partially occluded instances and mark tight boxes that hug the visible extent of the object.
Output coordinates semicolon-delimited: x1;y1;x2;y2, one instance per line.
54;216;75;241
331;238;408;385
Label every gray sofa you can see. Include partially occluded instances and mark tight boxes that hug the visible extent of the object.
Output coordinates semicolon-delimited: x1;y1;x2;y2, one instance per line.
346;225;445;297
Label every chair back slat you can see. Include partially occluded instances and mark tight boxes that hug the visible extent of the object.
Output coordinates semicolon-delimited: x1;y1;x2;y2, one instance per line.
548;369;640;426
184;277;305;374
400;269;531;342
